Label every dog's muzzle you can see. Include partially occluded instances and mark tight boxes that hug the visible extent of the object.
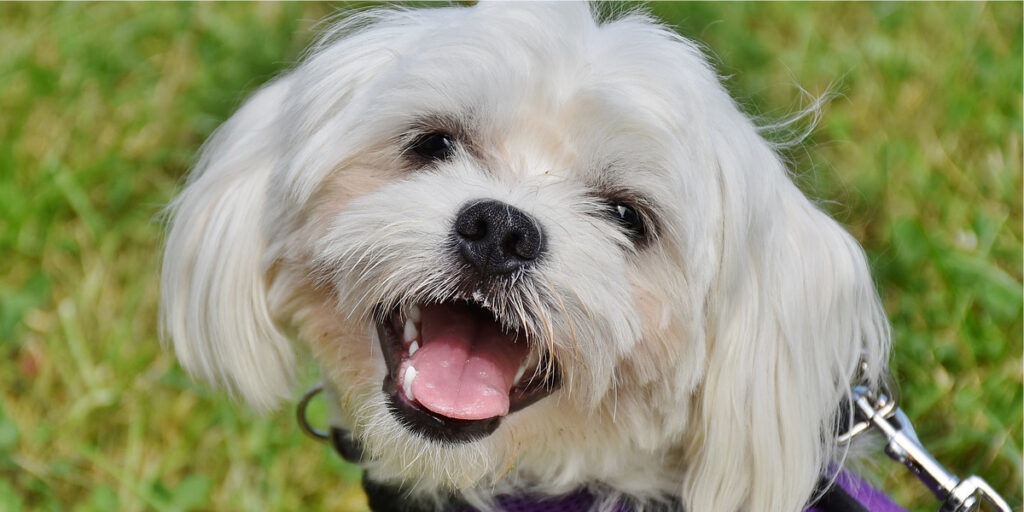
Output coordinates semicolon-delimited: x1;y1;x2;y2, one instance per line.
374;199;558;442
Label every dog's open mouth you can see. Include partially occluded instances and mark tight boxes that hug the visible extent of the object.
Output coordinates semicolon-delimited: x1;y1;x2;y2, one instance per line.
377;300;560;442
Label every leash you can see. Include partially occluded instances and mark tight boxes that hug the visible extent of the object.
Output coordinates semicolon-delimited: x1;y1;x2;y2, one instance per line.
298;382;1012;512
836;383;1011;512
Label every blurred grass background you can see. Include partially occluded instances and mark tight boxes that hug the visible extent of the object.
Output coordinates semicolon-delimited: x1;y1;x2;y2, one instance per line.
0;2;1019;511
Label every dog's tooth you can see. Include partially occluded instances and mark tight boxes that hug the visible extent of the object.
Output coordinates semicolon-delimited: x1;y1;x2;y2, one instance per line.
403;317;418;342
514;351;540;385
403;366;417;401
513;361;527;385
409;340;419;357
524;350;539;370
409;304;421;323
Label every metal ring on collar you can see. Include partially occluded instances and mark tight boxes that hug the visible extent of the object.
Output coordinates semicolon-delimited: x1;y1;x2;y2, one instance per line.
297;383;330;442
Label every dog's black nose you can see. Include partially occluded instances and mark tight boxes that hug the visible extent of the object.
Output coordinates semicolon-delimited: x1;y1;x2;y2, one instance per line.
454;200;545;276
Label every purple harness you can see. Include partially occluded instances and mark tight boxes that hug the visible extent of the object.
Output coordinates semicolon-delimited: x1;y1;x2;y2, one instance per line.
805;470;907;512
451;470;905;512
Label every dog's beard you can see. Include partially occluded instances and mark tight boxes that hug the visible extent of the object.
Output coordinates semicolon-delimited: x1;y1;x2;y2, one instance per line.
307;169;652;461
294;171;663;491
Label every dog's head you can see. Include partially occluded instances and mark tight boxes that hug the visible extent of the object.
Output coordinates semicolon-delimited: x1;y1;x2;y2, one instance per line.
161;4;890;511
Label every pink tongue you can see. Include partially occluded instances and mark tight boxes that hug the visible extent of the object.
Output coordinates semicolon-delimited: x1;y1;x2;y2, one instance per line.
409;304;529;420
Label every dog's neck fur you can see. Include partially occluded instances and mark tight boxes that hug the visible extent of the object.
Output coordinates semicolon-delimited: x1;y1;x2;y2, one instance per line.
322;423;902;512
326;423;685;512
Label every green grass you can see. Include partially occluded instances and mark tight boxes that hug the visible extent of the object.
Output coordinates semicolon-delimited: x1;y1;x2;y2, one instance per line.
1;3;1019;511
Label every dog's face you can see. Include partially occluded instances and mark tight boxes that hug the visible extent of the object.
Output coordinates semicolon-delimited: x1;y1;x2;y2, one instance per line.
162;4;890;511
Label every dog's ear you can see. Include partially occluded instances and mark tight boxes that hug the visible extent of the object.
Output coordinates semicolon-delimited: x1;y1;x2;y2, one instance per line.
684;123;891;511
160;81;296;411
159;9;453;411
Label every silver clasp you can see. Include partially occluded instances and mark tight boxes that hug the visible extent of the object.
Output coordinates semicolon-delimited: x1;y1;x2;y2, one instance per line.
840;385;1011;512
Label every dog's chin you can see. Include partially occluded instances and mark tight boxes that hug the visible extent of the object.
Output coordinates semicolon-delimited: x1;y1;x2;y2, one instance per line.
375;299;561;443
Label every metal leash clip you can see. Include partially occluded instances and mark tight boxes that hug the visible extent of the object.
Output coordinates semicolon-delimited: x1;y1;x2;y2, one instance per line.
840;384;1012;512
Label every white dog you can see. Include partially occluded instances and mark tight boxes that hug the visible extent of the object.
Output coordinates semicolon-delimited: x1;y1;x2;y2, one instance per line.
161;3;890;511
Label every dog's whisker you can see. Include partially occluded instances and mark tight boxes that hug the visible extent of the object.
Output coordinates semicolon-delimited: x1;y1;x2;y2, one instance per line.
540;276;581;358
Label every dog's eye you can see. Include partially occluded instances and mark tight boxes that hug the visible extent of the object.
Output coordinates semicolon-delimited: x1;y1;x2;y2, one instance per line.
410;132;455;161
609;203;647;240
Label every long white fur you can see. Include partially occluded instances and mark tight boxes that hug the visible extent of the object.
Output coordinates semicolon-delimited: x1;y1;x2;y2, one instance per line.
161;3;890;511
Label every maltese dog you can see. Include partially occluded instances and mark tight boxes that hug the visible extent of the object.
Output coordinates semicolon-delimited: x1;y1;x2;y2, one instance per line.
161;3;890;511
